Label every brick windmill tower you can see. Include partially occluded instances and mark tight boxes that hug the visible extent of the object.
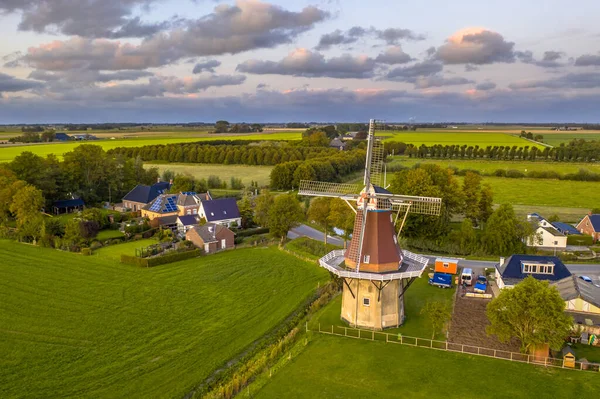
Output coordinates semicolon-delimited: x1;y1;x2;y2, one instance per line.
299;120;442;330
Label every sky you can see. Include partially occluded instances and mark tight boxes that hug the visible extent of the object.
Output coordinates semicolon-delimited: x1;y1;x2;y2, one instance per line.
0;0;599;123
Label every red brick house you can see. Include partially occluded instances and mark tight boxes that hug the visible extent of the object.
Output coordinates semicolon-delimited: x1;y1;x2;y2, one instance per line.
576;214;600;242
185;223;235;254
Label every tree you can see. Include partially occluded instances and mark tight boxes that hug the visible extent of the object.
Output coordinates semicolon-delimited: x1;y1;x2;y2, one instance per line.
456;218;477;254
478;184;494;224
591;208;600;215
547;214;560;223
462;172;482;224
254;191;274;227
329;198;355;248
307;197;331;245
9;184;44;241
487;277;573;353
237;193;254;229
215;120;230;133
481;204;534;256
268;194;304;240
421;300;452;340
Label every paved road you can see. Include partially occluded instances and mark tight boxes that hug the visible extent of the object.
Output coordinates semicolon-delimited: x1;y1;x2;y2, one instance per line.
287;224;345;247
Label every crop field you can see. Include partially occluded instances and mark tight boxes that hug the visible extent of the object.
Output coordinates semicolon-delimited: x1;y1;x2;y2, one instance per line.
151;163;274;187
254;335;600;399
0;132;302;163
389;156;600;174
0;241;328;398
380;131;540;148
542;133;600;146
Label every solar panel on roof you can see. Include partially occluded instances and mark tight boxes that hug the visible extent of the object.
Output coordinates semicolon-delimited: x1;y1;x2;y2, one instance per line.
182;191;196;196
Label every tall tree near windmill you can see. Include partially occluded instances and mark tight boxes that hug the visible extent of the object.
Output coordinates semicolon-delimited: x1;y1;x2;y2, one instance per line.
299;119;442;330
307;197;332;245
329;198;355;248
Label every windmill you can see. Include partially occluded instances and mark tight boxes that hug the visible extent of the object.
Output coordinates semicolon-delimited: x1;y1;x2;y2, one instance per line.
299;119;442;330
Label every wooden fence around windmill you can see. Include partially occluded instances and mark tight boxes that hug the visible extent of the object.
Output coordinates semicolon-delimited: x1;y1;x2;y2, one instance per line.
310;323;600;373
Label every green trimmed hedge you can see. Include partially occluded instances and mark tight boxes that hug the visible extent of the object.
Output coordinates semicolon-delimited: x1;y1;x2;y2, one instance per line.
567;234;594;246
120;249;202;267
236;227;269;237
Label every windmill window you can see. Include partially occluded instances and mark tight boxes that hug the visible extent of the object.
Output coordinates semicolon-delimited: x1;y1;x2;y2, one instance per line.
393;236;397;244
363;297;370;307
390;214;393;223
363;255;370;263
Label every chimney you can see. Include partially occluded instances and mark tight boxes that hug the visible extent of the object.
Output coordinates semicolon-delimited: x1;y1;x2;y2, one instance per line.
157;177;161;183
499;257;505;265
169;179;173;185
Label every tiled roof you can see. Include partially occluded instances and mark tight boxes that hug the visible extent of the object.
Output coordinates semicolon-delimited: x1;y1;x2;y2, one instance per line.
178;215;199;226
202;198;240;222
53;198;84;208
552;222;581;235
496;254;571;285
540;225;565;237
157;215;178;226
552;276;600;309
123;182;170;204
587;214;600;232
191;223;229;243
143;194;179;213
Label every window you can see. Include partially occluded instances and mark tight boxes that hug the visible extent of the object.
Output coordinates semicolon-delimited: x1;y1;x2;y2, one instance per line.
443;262;449;268
224;210;227;215
390;214;393;223
363;255;370;263
187;209;191;215
193;209;197;214
554;241;558;245
523;262;554;275
204;243;210;253
221;239;227;249
393;235;397;244
363;297;370;307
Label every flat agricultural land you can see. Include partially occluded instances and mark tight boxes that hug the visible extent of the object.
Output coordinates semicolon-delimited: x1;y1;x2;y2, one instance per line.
151;163;274;187
390;156;600;174
254;335;600;399
381;131;540;148
542;133;600;146
0;241;328;398
0;131;302;163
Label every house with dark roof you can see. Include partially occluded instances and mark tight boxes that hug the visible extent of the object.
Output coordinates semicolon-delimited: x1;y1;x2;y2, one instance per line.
185;223;235;254
141;194;180;221
122;181;171;212
526;213;567;249
52;198;84;214
576;214;600;242
198;198;241;228
54;132;71;141
329;138;346;150
495;254;572;289
177;192;211;216
552;222;581;236
177;215;200;234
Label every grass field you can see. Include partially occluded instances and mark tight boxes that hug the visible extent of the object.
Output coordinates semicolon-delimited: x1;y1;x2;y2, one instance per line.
0;132;302;163
0;241;328;398
381;131;540;148
151;163;274;187
543;133;600;146
95;229;125;241
311;275;454;340
390;156;600;174
93;238;157;261
254;335;600;399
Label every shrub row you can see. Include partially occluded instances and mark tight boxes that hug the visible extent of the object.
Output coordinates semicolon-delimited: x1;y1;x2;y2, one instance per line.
567;234;594;246
120;249;202;267
235;227;270;238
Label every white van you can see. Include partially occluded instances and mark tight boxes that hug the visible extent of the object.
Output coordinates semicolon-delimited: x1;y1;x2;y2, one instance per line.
461;268;473;286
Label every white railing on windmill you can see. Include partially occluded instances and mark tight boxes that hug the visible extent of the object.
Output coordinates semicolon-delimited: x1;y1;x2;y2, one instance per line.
298;119;442;271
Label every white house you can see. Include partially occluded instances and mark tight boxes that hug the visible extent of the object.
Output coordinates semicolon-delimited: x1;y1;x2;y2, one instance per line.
198;198;241;228
526;213;567;250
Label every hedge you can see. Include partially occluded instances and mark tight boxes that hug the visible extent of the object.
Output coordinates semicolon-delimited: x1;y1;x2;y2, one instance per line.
120;249;202;267
567;234;594;246
236;227;270;238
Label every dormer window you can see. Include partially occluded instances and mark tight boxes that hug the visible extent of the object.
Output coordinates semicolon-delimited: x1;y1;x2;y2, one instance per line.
522;262;554;275
363;255;370;263
224;211;227;215
210;212;214;216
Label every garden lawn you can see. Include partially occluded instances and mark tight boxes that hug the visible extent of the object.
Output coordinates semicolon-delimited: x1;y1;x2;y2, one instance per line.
93;238;158;262
151;163;274;187
95;229;125;241
382;131;538;148
0;241;328;399
310;275;454;340
254;335;600;399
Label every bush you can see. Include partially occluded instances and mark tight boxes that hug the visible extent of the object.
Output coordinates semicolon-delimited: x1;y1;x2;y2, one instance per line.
493;169;507;177
567;234;594;246
236;227;269;238
121;254;149;267
505;169;525;178
120;249;202;267
81;248;92;256
90;241;103;250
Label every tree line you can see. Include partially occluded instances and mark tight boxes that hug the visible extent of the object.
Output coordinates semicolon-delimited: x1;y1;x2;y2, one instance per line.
108;142;340;166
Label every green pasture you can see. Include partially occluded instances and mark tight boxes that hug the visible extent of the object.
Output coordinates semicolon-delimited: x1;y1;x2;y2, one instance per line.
0;241;328;398
381;131;539;148
389;156;600;174
311;275;454;340
152;163;274;187
543;133;600;146
254;335;600;399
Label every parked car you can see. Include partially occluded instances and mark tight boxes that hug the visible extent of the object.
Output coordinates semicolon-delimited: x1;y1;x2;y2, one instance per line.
579;276;593;284
474;275;487;293
460;268;473;286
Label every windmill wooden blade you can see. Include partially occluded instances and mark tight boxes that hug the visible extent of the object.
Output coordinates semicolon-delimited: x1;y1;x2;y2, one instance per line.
377;193;443;216
298;180;361;199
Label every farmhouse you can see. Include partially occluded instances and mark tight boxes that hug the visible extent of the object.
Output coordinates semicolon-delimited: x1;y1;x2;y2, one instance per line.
142;192;211;221
552;276;600;334
526;213;567;249
576;214;600;242
199;198;241;228
122;180;171;212
186;223;235;254
329;138;346;150
177;191;212;216
495;255;571;289
54;132;70;141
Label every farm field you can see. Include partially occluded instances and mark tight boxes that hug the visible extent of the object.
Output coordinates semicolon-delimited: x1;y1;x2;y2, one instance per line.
151;163;274;187
389;156;600;174
0;131;302;163
254;335;600;399
543;133;600;146
0;241;328;399
311;275;454;340
380;131;540;148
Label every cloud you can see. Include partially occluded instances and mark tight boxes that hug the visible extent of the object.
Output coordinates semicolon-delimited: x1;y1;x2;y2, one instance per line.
192;60;222;74
517;50;565;68
412;76;474;89
464;64;479;72
16;1;329;71
28;69;154;85
376;28;425;44
385;61;443;80
475;81;497;91
575;54;600;66
0;0;167;38
509;72;600;90
435;28;516;64
0;72;43;92
315;26;366;50
375;46;413;65
236;48;376;79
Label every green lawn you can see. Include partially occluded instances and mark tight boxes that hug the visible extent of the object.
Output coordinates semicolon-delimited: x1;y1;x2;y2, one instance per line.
0;241;328;398
381;131;539;148
570;343;600;363
95;229;125;241
93;238;158;261
311;275;454;340
151;163;274;187
254;335;600;399
390;156;600;174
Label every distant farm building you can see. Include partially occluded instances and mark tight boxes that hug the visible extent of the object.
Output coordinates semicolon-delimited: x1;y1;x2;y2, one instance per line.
54;132;71;141
52;198;84;214
576;214;600;242
122;180;172;212
186;223;235;254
